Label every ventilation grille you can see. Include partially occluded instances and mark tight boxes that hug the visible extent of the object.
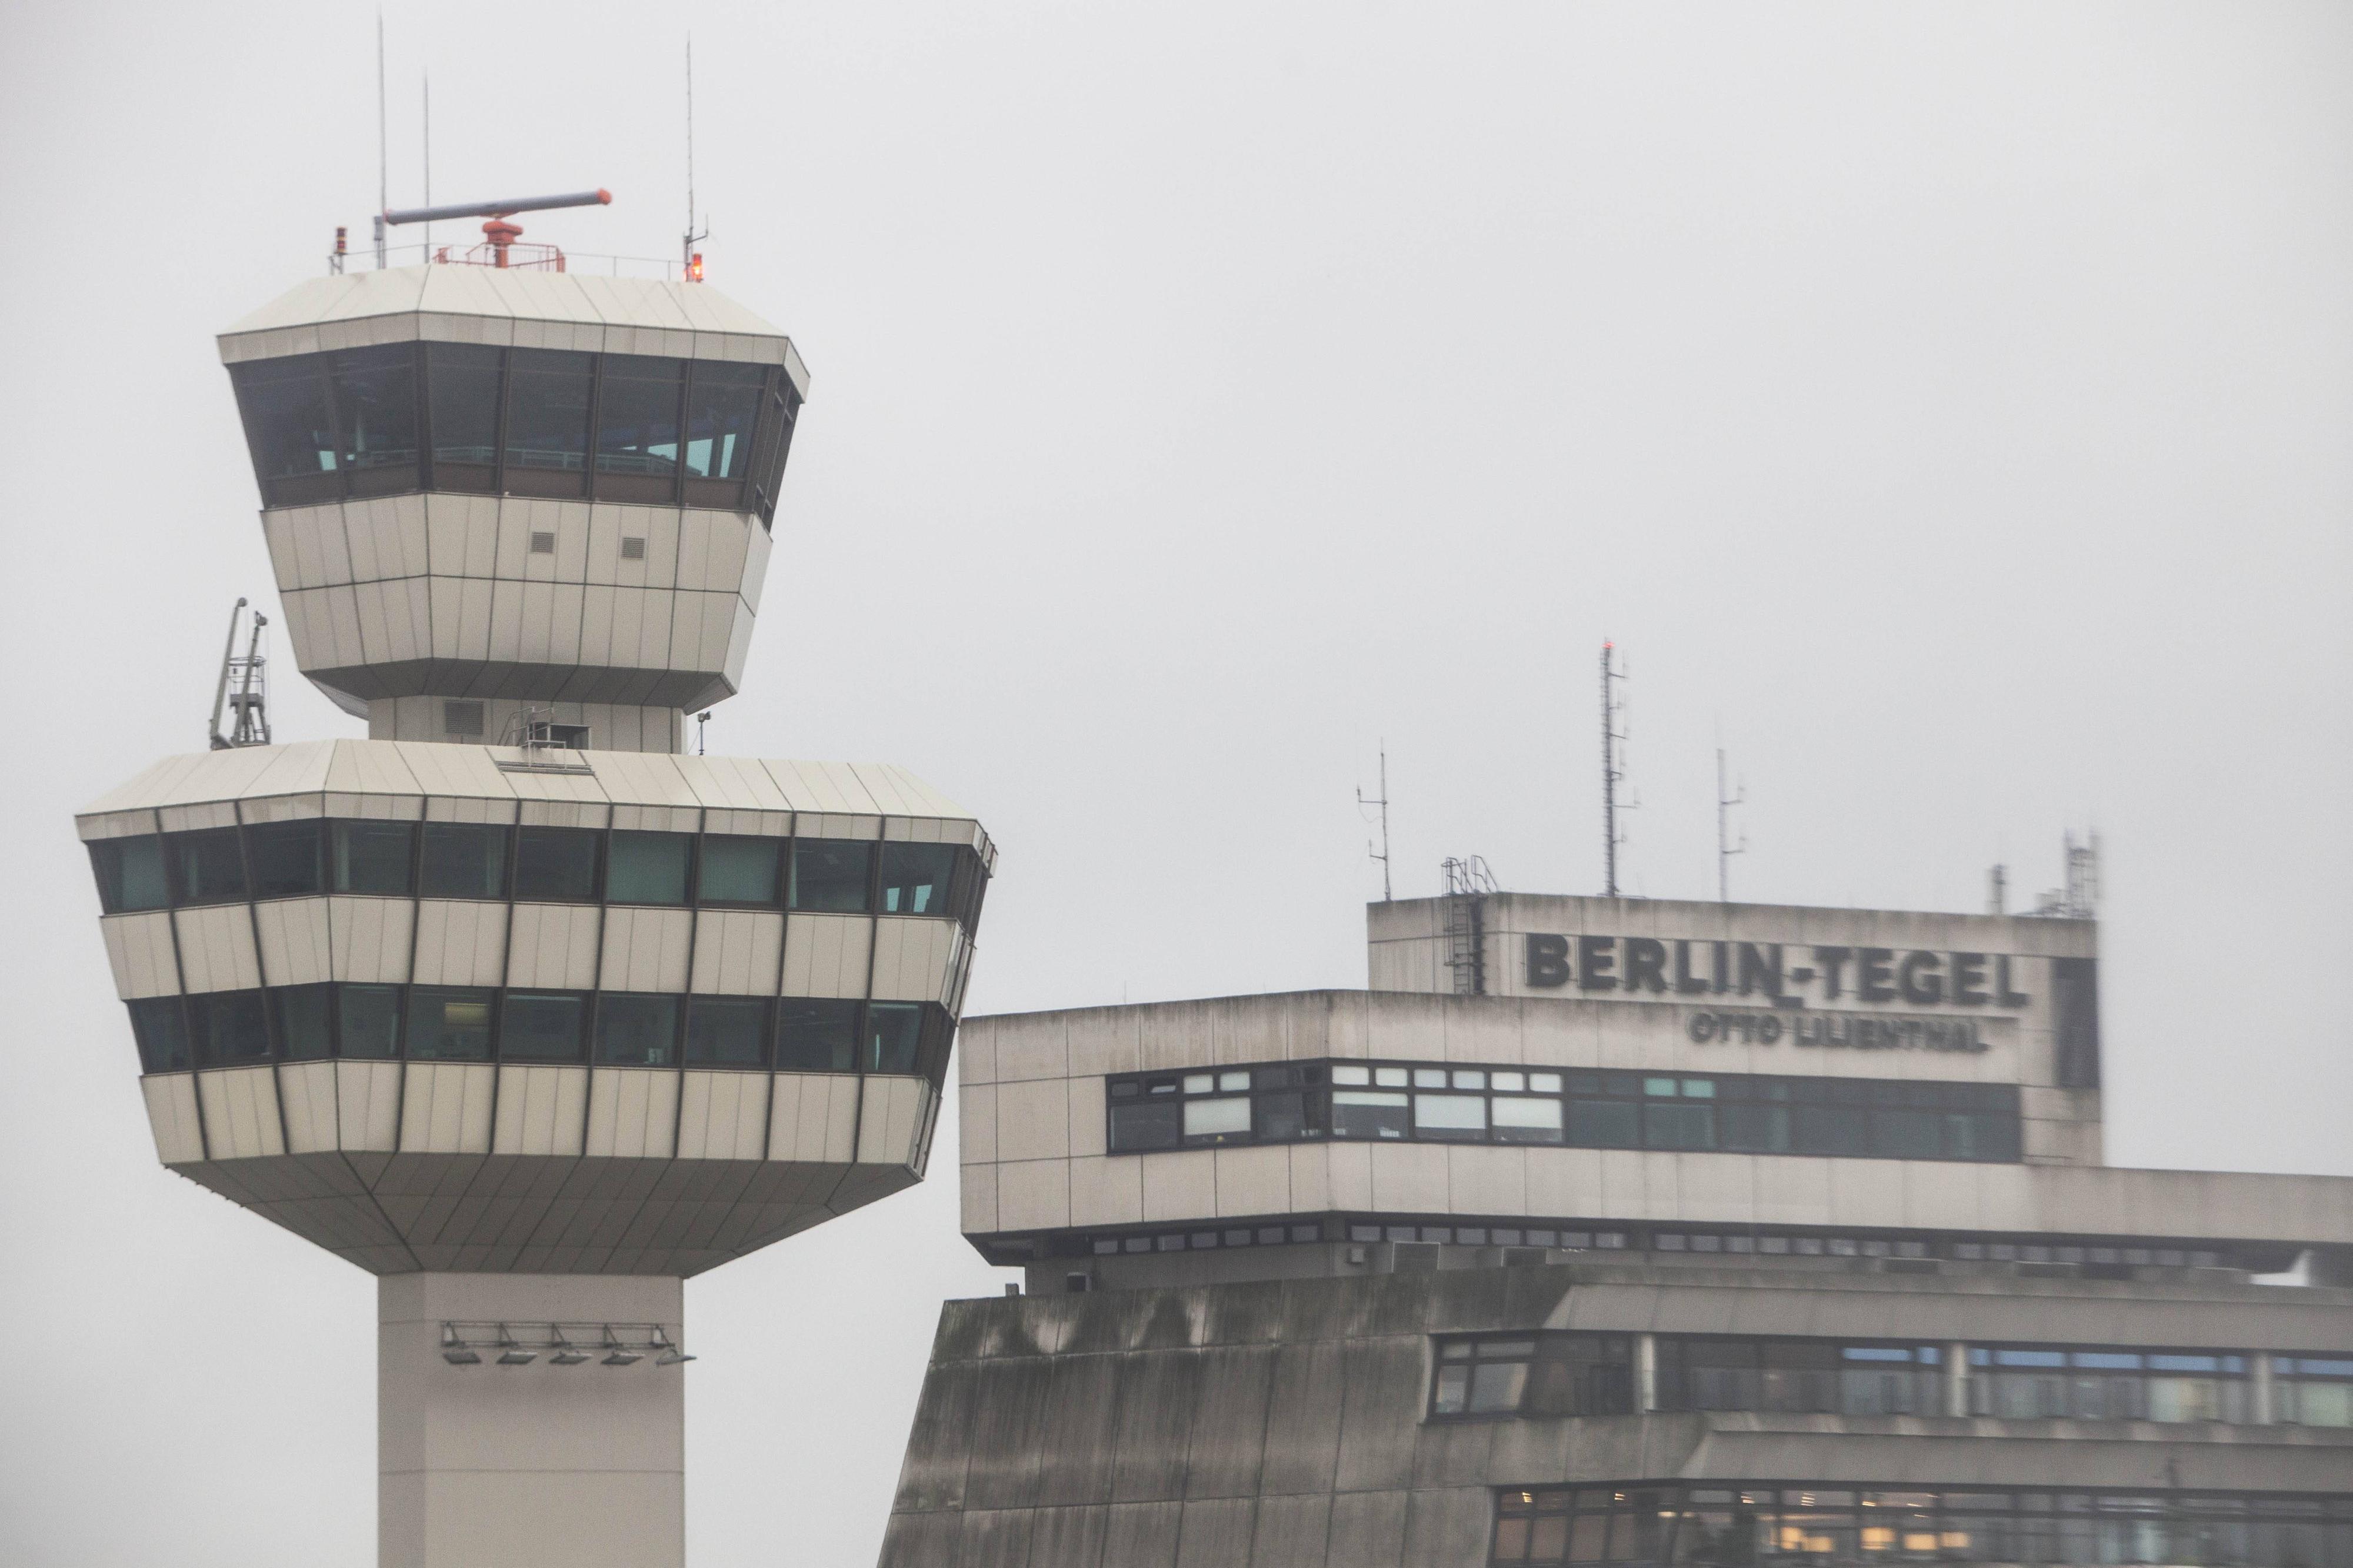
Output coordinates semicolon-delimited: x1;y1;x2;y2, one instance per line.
620;536;646;561
442;700;485;738
529;531;556;555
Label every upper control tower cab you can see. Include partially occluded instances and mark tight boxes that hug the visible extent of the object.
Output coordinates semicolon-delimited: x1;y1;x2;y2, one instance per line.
221;264;806;752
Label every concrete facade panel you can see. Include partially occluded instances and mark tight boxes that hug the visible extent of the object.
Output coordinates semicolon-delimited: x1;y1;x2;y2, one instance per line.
141;1073;205;1165
780;913;872;999
174;904;262;993
599;907;692;993
102;911;178;999
504;904;601;991
687;910;783;995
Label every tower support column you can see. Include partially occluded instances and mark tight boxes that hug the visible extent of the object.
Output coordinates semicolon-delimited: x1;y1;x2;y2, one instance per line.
379;1274;686;1568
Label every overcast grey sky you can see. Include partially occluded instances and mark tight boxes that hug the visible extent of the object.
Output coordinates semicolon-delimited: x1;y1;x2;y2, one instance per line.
2;2;2348;1563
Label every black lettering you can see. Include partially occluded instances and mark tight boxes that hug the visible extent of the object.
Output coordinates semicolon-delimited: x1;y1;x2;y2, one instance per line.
1857;948;1896;1002
1997;955;2030;1008
1672;940;1708;995
1898;950;1944;1005
1526;933;1571;988
1712;940;1730;995
1813;946;1852;1000
1758;1015;1782;1044
1688;1013;1717;1042
1624;937;1669;994
1951;952;1989;1006
1578;935;1617;992
1736;942;1784;999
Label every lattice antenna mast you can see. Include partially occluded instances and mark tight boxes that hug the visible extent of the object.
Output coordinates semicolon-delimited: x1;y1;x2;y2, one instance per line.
207;599;272;750
1357;742;1394;902
1716;748;1747;902
374;12;388;266
1600;641;1635;896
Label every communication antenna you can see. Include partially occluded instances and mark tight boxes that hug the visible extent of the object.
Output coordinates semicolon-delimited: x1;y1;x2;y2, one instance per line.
1987;864;2007;915
696;710;712;757
375;12;388;266
1356;742;1393;902
421;71;431;257
682;36;709;280
1715;748;1747;902
1599;640;1635;896
206;599;272;750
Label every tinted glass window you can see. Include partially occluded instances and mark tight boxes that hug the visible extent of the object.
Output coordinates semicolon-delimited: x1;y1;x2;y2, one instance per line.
329;344;419;493
1645;1102;1714;1150
879;842;958;916
514;827;599;902
685;362;764;479
791;840;872;912
607;831;691;905
595;993;679;1066
684;997;769;1067
1109;1099;1180;1151
699;835;781;905
339;985;404;1058
189;990;271;1065
1332;1089;1409;1139
775;998;859;1072
1568;1097;1639;1147
502;992;588;1062
333;820;415;895
167;829;247;906
426;342;502;486
89;837;169;913
595;356;683;478
127;997;190;1073
867;1002;924;1075
275;985;335;1060
235;359;340;502
504;349;594;476
408;987;495;1060
246;819;326;899
419;822;508;900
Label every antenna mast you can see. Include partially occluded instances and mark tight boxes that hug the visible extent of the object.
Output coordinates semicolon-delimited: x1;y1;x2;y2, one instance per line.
421;71;431;257
374;12;388;266
1357;742;1393;902
1600;641;1632;896
206;599;272;750
1715;748;1747;902
682;36;709;278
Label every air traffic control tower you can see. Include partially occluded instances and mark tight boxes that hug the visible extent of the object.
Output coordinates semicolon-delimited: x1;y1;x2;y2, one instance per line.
76;236;992;1567
886;889;2353;1564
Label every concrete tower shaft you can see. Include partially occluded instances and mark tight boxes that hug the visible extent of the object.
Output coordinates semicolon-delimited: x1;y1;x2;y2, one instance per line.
220;266;810;753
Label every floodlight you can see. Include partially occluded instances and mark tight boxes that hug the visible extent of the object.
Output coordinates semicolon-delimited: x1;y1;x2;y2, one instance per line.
655;1347;696;1366
601;1327;644;1366
442;1345;482;1366
495;1326;538;1366
549;1333;591;1366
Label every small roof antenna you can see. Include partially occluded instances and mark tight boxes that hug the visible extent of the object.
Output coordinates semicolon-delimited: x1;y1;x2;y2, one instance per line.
1356;741;1392;902
683;35;709;280
375;11;388;266
1600;641;1637;896
696;710;712;757
1715;747;1747;902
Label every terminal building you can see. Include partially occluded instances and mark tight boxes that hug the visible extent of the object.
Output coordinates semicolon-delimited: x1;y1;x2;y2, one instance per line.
885;889;2353;1565
75;225;993;1568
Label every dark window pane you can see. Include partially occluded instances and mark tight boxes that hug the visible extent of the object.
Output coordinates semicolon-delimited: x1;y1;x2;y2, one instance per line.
167;829;248;906
700;835;781;905
419;822;508;899
333;820;415;895
127;997;191;1073
1872;1109;1942;1159
89;837;169;913
1109;1099;1181;1152
502;992;588;1061
1719;1103;1791;1153
607;831;691;905
879;842;957;916
514;827;599;902
189;990;271;1065
1645;1102;1716;1151
595;356;683;500
503;349;593;494
685;997;769;1067
1956;1112;2020;1162
234;358;343;505
1332;1089;1410;1139
408;987;495;1060
1256;1089;1317;1142
595;993;679;1066
868;1002;924;1074
776;998;859;1073
426;343;502;489
275;985;335;1060
684;362;764;480
1568;1098;1639;1148
246;819;326;899
791;840;872;912
329;343;419;495
338;985;404;1059
1793;1104;1871;1156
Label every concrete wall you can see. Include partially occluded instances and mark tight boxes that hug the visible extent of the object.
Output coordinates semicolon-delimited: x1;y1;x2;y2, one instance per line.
880;1266;2353;1567
381;1273;686;1568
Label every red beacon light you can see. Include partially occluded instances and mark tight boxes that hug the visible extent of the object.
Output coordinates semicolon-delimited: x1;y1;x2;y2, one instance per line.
686;252;705;283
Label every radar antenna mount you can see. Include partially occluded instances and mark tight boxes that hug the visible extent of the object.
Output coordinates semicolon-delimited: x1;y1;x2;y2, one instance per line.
378;188;614;270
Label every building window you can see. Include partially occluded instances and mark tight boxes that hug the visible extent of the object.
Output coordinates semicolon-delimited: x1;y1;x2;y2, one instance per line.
330;344;421;496
684;997;770;1067
333;820;415;896
274;984;335;1060
501;991;589;1062
596;993;680;1066
166;828;248;906
1432;1333;1635;1419
1655;1338;1945;1417
407;987;495;1060
2278;1357;2353;1427
776;998;861;1073
512;826;599;903
1967;1346;2249;1423
594;355;685;502
502;349;594;498
425;343;502;491
866;1002;925;1075
339;985;404;1058
607;831;692;905
245;819;327;900
419;822;509;900
187;990;272;1066
790;839;872;913
126;997;191;1073
878;842;957;916
700;835;782;906
88;836;170;914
